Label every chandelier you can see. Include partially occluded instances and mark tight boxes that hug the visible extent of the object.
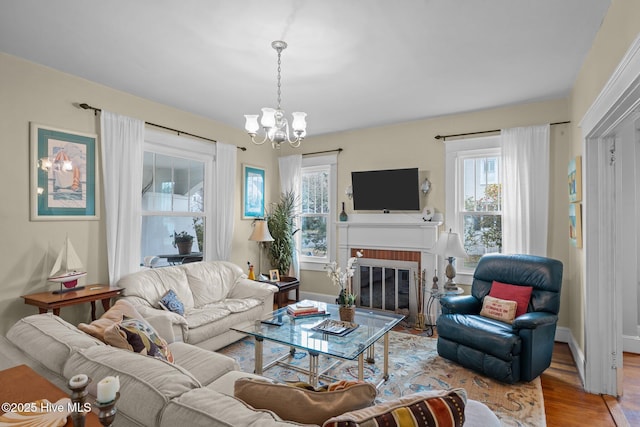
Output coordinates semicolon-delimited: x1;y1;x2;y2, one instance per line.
244;40;307;149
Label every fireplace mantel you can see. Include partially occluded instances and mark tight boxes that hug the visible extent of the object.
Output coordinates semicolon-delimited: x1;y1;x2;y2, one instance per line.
337;214;442;279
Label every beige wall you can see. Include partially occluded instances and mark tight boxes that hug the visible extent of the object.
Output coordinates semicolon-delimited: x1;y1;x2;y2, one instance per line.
279;99;572;313
566;0;640;352
0;53;278;333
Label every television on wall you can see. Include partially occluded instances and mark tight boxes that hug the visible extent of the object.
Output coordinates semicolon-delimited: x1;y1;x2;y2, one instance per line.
351;167;420;212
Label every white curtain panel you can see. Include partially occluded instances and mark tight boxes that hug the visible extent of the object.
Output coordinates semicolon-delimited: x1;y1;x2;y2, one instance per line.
100;111;144;284
278;154;302;278
501;124;550;256
212;142;236;261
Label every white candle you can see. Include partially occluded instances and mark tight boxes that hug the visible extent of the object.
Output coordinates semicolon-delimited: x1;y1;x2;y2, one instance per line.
96;376;120;403
69;374;89;387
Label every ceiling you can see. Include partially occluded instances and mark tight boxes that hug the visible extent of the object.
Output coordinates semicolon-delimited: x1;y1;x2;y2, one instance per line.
0;0;611;136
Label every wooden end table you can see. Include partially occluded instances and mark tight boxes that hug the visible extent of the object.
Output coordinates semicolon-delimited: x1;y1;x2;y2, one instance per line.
22;285;123;321
272;276;300;308
0;364;101;426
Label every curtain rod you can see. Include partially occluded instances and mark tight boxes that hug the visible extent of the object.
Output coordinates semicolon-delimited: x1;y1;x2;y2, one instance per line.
77;103;247;151
434;121;570;141
302;148;343;157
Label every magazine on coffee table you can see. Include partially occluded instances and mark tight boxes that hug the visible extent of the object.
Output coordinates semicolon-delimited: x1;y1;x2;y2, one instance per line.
311;319;359;337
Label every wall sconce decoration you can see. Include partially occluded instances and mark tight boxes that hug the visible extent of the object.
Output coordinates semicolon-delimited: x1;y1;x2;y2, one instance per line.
345;185;353;200
421;178;431;195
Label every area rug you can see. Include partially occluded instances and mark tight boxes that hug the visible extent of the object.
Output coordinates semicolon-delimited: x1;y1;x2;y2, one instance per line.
218;331;545;427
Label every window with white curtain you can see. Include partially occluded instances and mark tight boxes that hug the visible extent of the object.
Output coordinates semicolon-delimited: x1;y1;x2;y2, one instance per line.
445;136;502;275
141;131;214;267
299;154;337;270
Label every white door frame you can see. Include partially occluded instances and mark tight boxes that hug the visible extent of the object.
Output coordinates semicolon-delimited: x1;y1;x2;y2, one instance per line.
580;34;640;395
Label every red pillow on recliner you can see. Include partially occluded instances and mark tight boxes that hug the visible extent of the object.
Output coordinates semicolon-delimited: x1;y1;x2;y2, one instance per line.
489;281;533;317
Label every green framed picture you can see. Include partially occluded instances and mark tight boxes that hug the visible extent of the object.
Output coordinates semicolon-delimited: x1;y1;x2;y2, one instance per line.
242;164;265;219
30;123;99;220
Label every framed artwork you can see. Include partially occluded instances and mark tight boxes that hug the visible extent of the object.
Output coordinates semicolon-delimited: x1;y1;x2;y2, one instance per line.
568;156;582;203
569;203;583;248
269;269;280;282
242;164;265;219
30;123;99;221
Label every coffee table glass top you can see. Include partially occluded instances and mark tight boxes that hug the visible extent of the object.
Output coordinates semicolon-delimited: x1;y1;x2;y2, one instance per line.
232;302;404;360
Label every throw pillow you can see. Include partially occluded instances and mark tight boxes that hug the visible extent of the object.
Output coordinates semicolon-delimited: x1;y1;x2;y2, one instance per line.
78;299;144;342
104;317;174;363
480;295;518;324
158;289;185;316
234;377;377;425
489;280;533;317
323;388;467;427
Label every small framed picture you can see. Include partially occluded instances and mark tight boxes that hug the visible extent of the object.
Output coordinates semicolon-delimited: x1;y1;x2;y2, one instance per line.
269;269;280;282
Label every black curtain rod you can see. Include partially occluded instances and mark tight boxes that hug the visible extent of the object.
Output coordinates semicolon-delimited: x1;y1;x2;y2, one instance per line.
302;148;343;156
434;121;571;141
77;103;247;151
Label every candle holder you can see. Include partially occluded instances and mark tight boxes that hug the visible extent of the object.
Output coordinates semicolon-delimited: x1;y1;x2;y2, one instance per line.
68;374;91;427
96;392;120;427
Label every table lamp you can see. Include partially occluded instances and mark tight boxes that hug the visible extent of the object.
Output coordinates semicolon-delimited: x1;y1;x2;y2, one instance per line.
248;218;274;275
431;228;468;291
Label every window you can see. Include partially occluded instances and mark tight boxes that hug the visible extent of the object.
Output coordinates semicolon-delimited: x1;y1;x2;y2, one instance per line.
141;131;214;267
445;136;502;275
299;154;337;270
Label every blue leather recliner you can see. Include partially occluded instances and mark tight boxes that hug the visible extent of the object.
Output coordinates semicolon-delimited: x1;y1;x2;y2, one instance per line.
436;253;563;384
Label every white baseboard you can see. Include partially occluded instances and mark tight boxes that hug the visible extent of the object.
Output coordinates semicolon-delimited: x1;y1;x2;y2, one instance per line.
555;326;586;386
299;291;335;304
623;334;640;354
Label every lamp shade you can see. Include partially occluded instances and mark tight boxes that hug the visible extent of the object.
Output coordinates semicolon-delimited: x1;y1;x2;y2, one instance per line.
249;219;274;242
244;115;259;134
291;112;307;132
432;229;468;258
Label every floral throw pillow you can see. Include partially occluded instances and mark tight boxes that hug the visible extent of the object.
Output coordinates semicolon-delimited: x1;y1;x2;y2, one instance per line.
104;317;174;363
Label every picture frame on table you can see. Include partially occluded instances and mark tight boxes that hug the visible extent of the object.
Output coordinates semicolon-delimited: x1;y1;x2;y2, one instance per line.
242;164;265;219
269;269;280;282
30;123;99;221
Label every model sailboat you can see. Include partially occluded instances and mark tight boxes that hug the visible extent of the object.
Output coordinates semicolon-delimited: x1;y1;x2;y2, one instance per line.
49;236;87;294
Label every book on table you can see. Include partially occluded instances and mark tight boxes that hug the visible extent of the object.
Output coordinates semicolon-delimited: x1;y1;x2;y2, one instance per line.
286;300;326;316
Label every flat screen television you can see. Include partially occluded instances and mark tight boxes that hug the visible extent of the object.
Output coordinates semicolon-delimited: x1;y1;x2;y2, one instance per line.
351;167;420;211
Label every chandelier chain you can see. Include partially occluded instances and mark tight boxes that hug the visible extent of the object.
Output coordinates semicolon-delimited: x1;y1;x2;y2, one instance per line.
277;49;282;110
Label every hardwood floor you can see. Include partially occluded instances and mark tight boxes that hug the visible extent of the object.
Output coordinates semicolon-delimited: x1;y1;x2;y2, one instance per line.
542;343;640;427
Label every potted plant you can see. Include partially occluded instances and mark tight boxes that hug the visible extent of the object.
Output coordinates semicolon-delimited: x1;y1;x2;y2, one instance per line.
326;251;363;322
172;231;194;255
266;191;298;277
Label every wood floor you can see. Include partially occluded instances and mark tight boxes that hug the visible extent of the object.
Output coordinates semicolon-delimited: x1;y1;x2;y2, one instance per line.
542;343;640;426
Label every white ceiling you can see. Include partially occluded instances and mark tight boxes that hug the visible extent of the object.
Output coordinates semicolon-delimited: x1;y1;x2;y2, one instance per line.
0;0;610;136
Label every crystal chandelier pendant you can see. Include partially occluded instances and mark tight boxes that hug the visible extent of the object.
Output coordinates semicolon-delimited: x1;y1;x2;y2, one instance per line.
244;41;307;148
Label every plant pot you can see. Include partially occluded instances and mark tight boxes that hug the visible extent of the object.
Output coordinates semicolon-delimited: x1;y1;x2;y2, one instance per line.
176;241;193;255
339;306;356;322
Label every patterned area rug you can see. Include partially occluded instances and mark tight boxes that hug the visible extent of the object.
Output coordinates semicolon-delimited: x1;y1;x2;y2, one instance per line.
218;331;545;427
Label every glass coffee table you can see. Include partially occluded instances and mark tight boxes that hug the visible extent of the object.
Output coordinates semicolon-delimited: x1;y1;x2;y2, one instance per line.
231;302;404;388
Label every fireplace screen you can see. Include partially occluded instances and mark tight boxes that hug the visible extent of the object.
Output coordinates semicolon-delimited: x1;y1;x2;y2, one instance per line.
355;259;418;318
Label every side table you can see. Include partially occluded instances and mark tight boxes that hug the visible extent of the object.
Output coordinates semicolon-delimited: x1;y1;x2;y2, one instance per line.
22;285;123;321
270;276;300;308
424;286;464;336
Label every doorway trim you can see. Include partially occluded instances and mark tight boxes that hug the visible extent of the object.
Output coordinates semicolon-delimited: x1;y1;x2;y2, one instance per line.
580;33;640;395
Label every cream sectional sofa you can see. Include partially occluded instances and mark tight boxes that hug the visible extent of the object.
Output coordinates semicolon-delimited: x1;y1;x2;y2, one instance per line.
117;260;277;351
1;314;501;427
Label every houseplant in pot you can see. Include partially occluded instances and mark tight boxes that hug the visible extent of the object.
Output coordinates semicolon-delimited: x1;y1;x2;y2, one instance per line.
266;190;298;277
326;251;363;322
172;231;194;255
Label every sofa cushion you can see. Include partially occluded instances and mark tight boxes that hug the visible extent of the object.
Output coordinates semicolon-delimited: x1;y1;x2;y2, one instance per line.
480;295;518;324
168;342;239;386
234;377;377;425
6;314;103;375
160;387;307;427
64;345;200;427
104;317;174;362
322;388;466;427
489;281;533;318
78;299;145;342
158;289;185;316
118;266;195;310
185;303;265;344
183;261;244;307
